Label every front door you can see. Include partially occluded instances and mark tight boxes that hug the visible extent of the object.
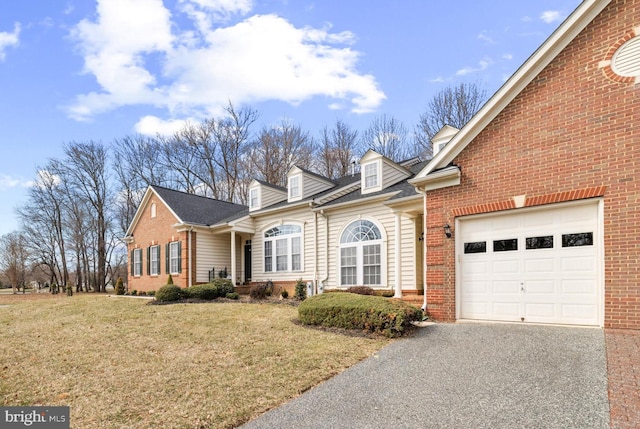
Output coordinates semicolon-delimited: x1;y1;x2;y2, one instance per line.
244;241;252;282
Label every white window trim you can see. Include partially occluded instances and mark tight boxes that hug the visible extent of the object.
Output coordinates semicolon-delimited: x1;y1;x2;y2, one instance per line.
362;160;382;194
169;241;180;275
263;223;304;273
288;175;302;201
338;218;386;287
133;248;142;277
249;188;260;210
150;245;160;276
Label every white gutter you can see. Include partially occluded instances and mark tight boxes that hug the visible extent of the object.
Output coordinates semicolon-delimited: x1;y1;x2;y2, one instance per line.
318;209;329;291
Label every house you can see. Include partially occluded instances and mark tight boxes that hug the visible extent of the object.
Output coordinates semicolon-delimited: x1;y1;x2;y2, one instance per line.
410;0;640;329
124;152;427;300
124;186;248;291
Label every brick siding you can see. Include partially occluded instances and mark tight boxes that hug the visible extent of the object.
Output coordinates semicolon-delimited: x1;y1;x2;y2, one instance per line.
425;0;640;329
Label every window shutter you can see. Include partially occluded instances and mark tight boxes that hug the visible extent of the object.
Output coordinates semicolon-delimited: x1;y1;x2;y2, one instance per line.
177;241;182;273
130;250;134;276
146;247;150;275
166;243;170;274
156;246;161;275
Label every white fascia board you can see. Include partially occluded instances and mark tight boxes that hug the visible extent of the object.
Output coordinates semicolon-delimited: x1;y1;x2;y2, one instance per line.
410;166;461;191
248;200;310;217
413;0;610;180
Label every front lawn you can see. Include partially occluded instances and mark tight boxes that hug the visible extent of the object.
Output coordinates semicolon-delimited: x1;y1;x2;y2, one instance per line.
0;294;389;428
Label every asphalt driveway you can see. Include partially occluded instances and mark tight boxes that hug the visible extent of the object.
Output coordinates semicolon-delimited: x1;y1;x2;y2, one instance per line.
241;323;609;429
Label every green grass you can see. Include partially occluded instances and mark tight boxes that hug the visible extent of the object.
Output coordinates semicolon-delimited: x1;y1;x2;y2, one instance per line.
0;294;389;428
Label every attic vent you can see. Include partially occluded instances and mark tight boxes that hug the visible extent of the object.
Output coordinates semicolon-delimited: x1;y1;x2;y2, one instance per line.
611;35;640;77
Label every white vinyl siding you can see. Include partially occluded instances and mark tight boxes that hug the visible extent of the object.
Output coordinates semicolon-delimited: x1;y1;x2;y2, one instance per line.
196;232;233;283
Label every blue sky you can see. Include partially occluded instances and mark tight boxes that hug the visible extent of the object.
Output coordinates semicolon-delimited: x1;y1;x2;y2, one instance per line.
0;0;581;237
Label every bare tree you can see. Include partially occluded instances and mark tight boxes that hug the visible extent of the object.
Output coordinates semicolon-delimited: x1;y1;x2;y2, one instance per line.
415;81;487;158
361;114;413;162
247;119;315;187
0;232;30;294
62;141;112;292
318;119;360;179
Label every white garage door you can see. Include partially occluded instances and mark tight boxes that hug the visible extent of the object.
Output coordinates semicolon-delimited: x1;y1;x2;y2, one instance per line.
458;202;601;326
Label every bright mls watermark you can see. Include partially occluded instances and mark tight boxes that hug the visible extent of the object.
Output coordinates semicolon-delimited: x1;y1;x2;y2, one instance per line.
1;407;69;428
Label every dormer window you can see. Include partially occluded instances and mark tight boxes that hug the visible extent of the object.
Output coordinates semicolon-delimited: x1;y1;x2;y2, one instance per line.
364;162;379;189
288;175;301;200
249;188;259;210
150;202;156;218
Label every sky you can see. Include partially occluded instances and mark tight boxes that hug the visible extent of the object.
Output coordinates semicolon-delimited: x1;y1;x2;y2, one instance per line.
0;0;582;237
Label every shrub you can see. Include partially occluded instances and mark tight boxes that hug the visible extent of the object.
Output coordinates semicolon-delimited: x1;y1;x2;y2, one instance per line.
281;290;289;299
298;293;422;338
166;274;174;285
347;286;375;296
294;279;306;301
131;290;137;296
138;291;147;296
210;278;235;296
155;284;184;302
183;279;235;300
249;282;273;299
115;277;125;295
226;292;239;300
147;290;156;297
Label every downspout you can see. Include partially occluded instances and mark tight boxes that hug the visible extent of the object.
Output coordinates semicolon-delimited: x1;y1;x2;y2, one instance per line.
418;188;428;312
318;209;329;290
394;211;402;298
188;227;193;288
312;204;319;293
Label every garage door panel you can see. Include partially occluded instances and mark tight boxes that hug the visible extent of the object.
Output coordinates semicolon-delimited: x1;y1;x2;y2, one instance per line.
458;202;600;326
525;257;555;273
562;279;596;295
525;280;555;295
492;261;520;274
561;255;596;272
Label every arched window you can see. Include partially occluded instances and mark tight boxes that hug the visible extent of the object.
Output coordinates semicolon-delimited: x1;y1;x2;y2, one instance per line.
339;220;383;286
264;224;302;272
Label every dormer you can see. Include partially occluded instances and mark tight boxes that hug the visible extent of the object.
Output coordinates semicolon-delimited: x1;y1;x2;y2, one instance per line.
287;166;334;202
359;150;411;195
431;125;460;156
247;179;287;212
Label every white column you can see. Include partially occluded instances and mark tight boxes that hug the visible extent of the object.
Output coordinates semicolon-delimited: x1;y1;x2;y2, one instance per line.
394;212;402;298
230;230;237;285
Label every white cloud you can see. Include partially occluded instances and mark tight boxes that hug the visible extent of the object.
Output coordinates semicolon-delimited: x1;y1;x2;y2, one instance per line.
540;10;562;24
134;115;191;136
477;31;496;45
502;53;513;60
521;16;532;22
0;23;21;61
67;0;385;122
456;58;492;76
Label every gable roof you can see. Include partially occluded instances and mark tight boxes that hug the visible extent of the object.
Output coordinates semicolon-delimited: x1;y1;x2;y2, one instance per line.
412;0;611;183
125;186;248;237
151;186;248;226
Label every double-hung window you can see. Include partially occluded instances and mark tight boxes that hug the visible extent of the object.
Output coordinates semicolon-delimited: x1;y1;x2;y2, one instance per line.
363;163;379;189
339;220;383;286
264;225;302;272
288;176;300;200
132;248;142;277
167;241;181;274
249;188;259;210
149;245;160;276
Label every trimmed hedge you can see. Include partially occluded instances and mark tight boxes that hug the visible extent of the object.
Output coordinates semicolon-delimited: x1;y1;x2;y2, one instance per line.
298;293;422;338
184;279;235;300
155;284;184;302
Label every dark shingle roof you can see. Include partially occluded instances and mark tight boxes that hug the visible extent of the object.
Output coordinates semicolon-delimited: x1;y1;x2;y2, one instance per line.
151;185;248;226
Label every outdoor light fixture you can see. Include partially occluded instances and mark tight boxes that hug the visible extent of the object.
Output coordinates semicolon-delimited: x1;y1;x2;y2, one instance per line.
444;224;452;238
